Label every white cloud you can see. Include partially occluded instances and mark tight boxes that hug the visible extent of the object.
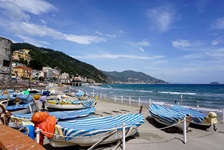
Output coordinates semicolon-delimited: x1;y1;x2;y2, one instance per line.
73;54;164;60
172;40;192;48
195;0;209;13
0;0;56;15
129;40;150;52
0;1;30;21
95;31;116;38
211;18;224;30
6;21;106;44
0;0;105;45
64;34;106;44
16;35;49;47
40;19;48;24
172;39;203;50
183;54;204;59
205;48;224;57
147;6;177;32
211;36;224;46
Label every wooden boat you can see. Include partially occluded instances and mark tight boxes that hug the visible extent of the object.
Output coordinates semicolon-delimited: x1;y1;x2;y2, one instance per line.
0;94;38;114
49;113;144;147
149;104;192;131
9;107;96;128
46;99;96;110
171;105;218;129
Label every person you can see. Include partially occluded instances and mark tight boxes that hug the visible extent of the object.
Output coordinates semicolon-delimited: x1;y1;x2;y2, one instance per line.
39;95;47;111
174;100;177;104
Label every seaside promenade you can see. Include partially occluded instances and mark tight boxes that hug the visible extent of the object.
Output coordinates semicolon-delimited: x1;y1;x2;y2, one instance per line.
42;98;224;150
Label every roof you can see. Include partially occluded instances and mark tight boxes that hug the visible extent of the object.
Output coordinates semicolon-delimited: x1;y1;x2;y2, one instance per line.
13;66;33;71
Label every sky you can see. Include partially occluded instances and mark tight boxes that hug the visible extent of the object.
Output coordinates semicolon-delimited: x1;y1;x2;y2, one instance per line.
0;0;224;84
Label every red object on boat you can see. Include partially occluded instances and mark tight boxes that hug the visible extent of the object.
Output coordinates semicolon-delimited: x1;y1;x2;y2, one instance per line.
32;112;57;145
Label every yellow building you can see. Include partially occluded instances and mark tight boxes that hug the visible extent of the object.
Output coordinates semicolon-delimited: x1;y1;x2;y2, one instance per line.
13;66;33;79
12;49;31;63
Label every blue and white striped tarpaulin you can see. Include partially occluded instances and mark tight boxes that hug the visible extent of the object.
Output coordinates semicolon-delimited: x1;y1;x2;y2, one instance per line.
72;99;95;108
58;113;144;141
0;94;33;102
149;104;187;126
171;105;206;123
13;107;96;121
6;103;31;111
0;94;8;100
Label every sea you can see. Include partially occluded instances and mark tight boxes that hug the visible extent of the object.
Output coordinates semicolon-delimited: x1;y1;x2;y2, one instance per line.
73;84;224;114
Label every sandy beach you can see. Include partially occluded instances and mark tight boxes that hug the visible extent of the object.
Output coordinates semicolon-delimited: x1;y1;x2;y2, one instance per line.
41;97;224;150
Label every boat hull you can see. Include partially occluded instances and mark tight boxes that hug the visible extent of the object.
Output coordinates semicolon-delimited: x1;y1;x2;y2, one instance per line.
154;117;191;131
47;103;88;110
50;128;137;147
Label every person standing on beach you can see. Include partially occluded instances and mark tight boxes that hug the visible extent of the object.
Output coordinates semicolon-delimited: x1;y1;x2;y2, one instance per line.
39;91;50;111
39;95;47;111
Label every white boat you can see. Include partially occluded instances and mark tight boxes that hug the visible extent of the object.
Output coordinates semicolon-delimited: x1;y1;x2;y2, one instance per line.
46;99;96;110
149;104;192;131
49;113;144;147
9;107;96;129
171;105;218;129
0;94;38;114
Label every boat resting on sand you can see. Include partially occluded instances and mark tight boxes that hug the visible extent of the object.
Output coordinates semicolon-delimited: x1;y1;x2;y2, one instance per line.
149;104;192;131
46;99;96;110
14;107;96;121
49;113;144;147
0;94;38;114
171;105;218;129
9;107;96;128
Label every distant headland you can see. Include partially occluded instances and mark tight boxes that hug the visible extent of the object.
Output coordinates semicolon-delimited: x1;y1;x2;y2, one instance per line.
210;81;220;84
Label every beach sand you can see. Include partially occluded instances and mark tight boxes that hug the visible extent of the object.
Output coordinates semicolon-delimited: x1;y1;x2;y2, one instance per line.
42;98;224;150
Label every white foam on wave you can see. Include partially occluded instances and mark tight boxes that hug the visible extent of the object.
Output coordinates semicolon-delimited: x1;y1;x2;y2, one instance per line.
159;91;196;95
179;105;222;113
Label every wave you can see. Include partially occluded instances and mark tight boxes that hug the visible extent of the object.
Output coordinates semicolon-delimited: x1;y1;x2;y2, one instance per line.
159;91;196;95
184;105;223;113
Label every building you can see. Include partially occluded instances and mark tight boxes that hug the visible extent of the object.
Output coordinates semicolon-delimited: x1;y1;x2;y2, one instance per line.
12;62;25;67
42;66;54;79
0;37;13;86
12;49;31;64
13;66;33;79
32;70;44;79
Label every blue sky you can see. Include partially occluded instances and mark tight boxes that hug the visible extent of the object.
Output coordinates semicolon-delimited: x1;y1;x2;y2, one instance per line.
0;0;224;84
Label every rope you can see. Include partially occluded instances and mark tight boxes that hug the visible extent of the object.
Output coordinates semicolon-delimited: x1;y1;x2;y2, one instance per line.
146;119;187;131
87;129;118;150
112;126;134;150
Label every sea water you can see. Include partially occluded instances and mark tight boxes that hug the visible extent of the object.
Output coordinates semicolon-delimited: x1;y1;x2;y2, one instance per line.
74;84;224;113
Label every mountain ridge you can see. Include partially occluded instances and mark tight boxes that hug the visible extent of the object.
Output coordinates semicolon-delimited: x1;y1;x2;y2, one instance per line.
102;70;168;84
12;43;168;84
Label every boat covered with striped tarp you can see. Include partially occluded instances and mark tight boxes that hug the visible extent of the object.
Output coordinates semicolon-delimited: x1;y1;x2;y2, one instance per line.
50;113;144;147
12;107;96;121
149;104;191;130
171;105;218;129
0;93;37;114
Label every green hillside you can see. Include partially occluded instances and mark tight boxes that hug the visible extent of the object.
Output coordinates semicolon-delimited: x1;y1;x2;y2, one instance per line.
12;43;108;83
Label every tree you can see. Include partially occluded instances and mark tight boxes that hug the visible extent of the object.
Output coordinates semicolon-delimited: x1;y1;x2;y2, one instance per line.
29;60;43;70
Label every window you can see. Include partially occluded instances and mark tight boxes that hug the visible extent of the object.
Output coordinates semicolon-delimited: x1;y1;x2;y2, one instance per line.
3;60;10;67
